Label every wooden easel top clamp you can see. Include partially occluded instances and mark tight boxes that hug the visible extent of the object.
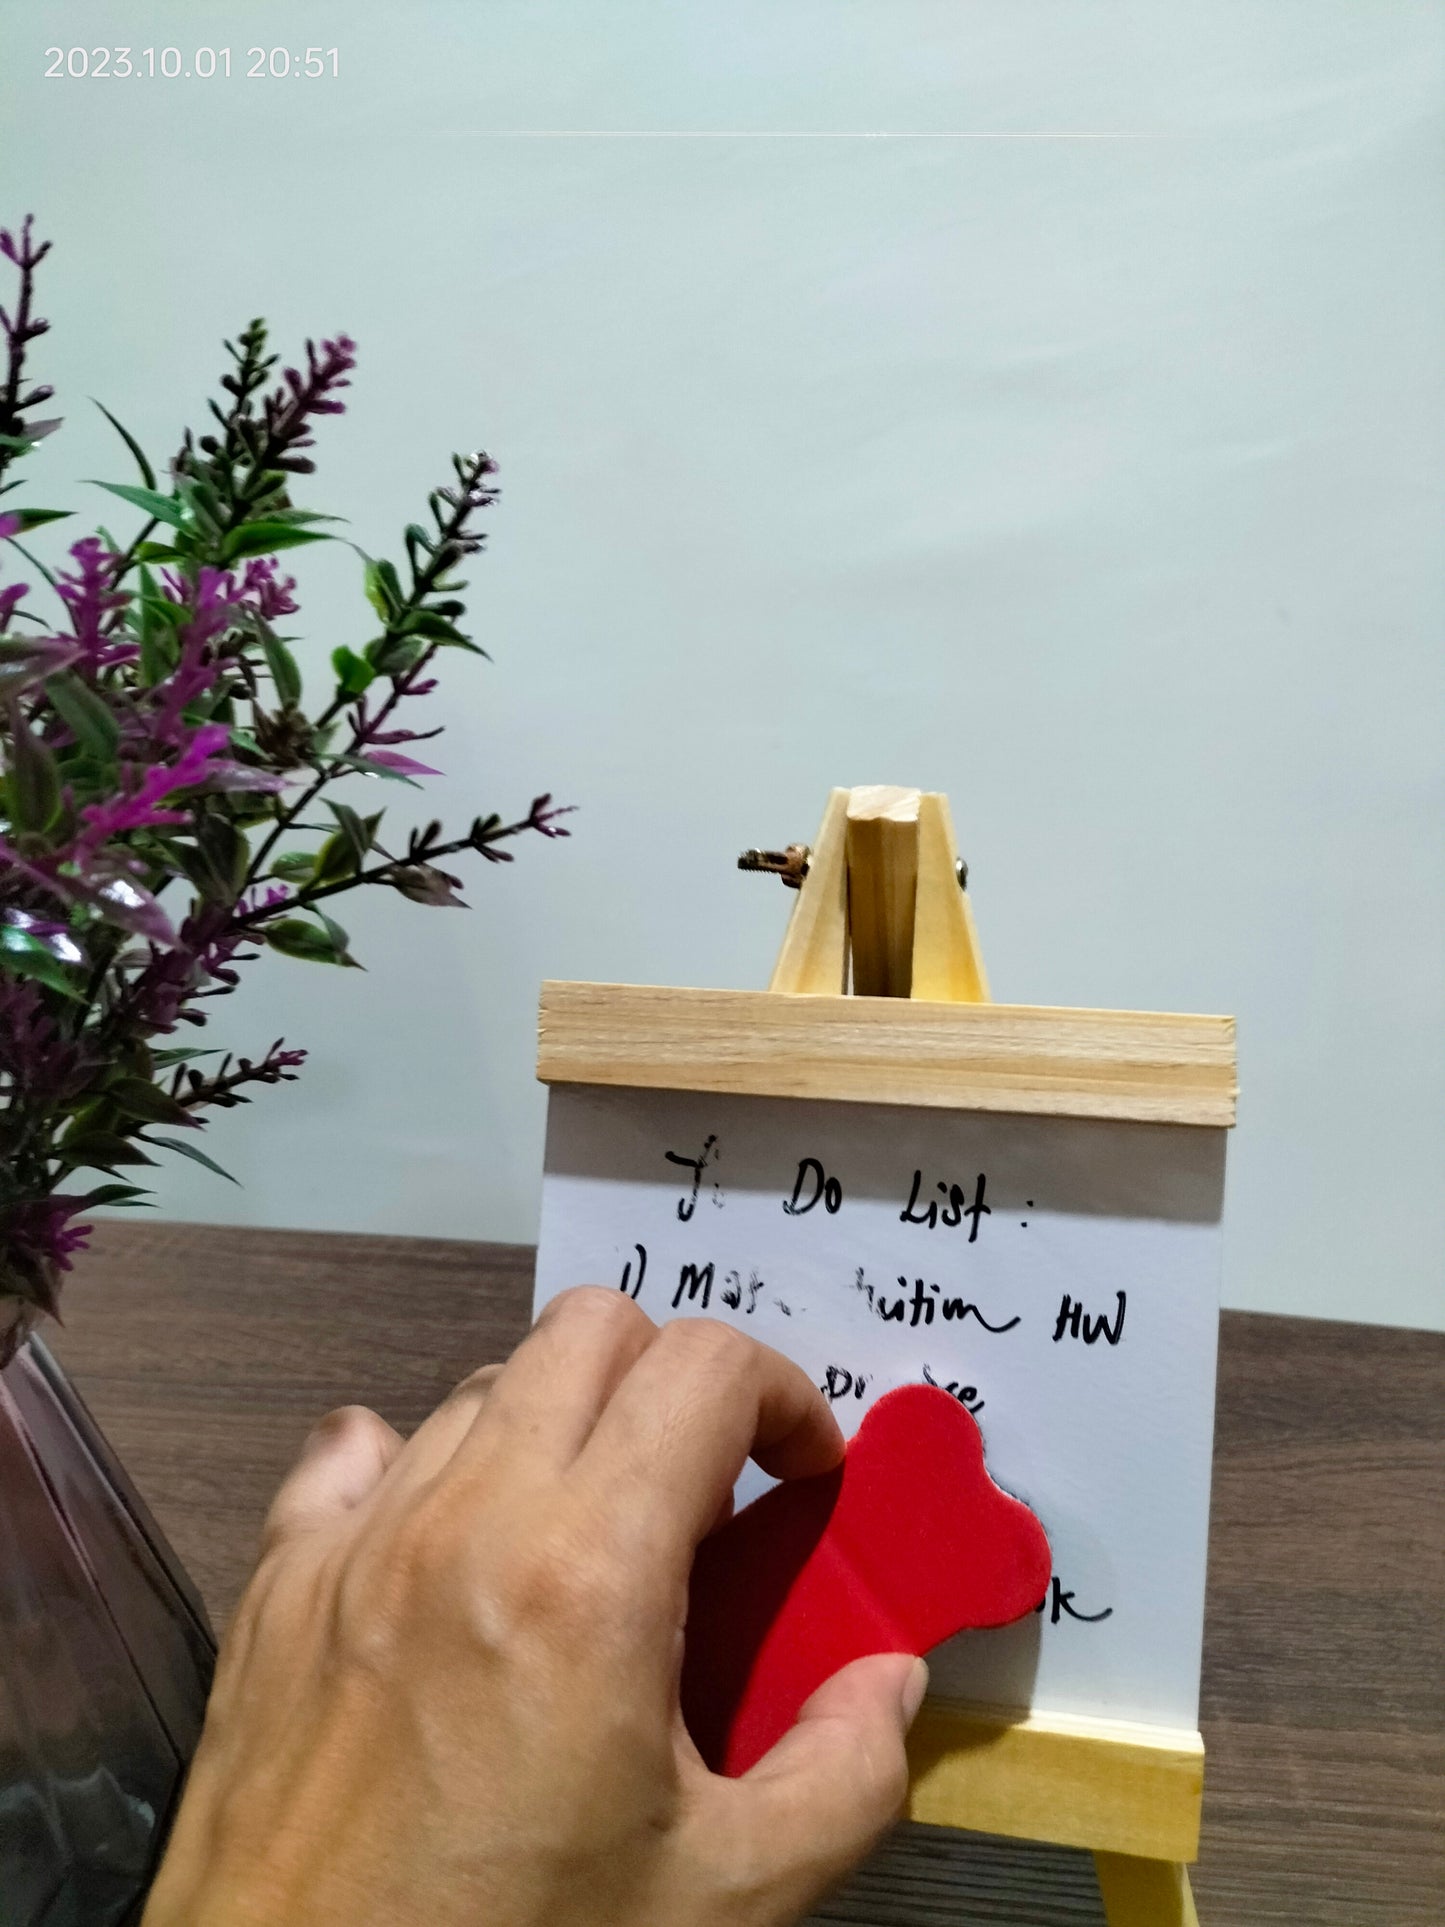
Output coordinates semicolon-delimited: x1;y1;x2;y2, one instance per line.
540;786;1236;1129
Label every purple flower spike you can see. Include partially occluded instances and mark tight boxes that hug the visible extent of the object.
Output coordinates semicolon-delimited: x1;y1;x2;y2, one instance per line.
54;536;134;670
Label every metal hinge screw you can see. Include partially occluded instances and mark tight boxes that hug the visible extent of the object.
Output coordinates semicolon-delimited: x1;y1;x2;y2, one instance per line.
737;844;811;890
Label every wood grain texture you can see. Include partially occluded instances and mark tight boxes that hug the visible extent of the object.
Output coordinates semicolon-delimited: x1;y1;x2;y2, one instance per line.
769;788;851;996
47;1225;1444;1925
910;794;989;1006
907;1704;1203;1859
845;786;921;998
537;982;1238;1125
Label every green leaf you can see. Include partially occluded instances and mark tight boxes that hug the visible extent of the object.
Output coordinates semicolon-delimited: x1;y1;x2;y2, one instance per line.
314;910;357;958
176;476;225;541
133;541;181;563
249;509;343;529
5;709;63;832
326;800;372;868
73;1182;154;1209
220;522;331;563
106;1075;195;1126
93;400;158;491
44;673;121;759
330;644;374;699
143;1134;240;1183
364;559;408;621
262;631;303;706
10;508;71;533
403;608;487;655
151;1046;223;1066
365;632;428;677
0;926;82;998
196;815;251;898
138;572;176;684
270;850;317;882
57;1131;159;1172
310;832;358;887
363;558;393;621
264;916;359;965
87;480;188;528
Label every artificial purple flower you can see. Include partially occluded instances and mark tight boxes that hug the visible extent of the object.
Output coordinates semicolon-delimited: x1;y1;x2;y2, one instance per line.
0;977;95;1104
54;536;133;670
260;334;357;475
0;247;568;1347
76;722;232;852
0;1192;93;1339
4;1195;93;1271
150;568;244;744
528;793;574;839
0;217;50;274
239;556;299;621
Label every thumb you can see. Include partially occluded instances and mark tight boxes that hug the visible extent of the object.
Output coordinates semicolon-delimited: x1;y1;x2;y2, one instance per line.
263;1404;403;1549
725;1654;927;1911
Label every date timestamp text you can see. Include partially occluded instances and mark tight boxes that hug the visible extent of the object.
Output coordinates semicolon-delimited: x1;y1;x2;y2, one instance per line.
44;47;340;80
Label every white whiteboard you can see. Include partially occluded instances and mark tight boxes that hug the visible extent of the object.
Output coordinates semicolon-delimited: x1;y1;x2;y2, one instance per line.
535;1083;1227;1731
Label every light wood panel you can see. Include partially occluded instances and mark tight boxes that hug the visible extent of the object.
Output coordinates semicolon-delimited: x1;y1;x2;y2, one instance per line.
538;982;1238;1125
845;785;921;997
906;1703;1204;1861
768;788;851;996
911;791;990;1004
1094;1852;1200;1925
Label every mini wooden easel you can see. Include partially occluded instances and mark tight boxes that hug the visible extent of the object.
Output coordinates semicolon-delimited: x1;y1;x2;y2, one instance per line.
753;785;1203;1927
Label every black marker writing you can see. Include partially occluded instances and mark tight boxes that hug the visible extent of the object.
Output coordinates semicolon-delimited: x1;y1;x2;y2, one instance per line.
921;1364;984;1413
900;1169;990;1241
673;1261;715;1310
784;1157;843;1216
852;1268;1019;1333
719;1269;764;1315
1035;1576;1114;1626
618;1243;647;1300
664;1136;718;1222
1051;1290;1126;1347
822;1365;870;1402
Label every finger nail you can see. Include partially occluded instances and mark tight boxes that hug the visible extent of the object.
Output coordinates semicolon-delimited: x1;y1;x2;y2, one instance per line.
900;1657;929;1727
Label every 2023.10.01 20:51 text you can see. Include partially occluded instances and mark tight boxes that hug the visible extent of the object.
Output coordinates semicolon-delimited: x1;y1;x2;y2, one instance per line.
43;47;340;79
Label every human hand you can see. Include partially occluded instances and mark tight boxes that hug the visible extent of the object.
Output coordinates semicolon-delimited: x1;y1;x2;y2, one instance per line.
142;1287;927;1927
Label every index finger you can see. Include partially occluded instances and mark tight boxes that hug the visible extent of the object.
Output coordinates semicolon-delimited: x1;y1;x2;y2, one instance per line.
574;1319;843;1568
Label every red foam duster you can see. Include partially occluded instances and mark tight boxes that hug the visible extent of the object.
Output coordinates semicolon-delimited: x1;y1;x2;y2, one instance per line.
681;1383;1051;1777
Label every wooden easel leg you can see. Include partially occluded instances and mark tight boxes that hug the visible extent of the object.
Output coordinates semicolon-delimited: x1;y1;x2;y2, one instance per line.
1093;1853;1199;1926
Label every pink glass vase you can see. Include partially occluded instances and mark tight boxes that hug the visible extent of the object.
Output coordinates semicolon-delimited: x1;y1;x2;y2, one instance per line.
0;1337;215;1926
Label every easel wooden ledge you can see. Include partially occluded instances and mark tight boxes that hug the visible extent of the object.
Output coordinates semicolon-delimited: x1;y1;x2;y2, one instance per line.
539;786;1236;1927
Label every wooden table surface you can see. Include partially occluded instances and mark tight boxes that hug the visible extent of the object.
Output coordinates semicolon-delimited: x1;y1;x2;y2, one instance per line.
50;1221;1445;1926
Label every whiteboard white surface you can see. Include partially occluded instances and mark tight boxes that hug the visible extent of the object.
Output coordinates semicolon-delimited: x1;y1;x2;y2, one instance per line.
535;1082;1227;1731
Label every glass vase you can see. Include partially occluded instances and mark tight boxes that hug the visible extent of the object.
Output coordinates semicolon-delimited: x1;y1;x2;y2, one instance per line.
0;1335;216;1927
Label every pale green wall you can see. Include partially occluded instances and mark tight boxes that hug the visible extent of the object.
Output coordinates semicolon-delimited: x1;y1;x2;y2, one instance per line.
4;1;1442;1328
